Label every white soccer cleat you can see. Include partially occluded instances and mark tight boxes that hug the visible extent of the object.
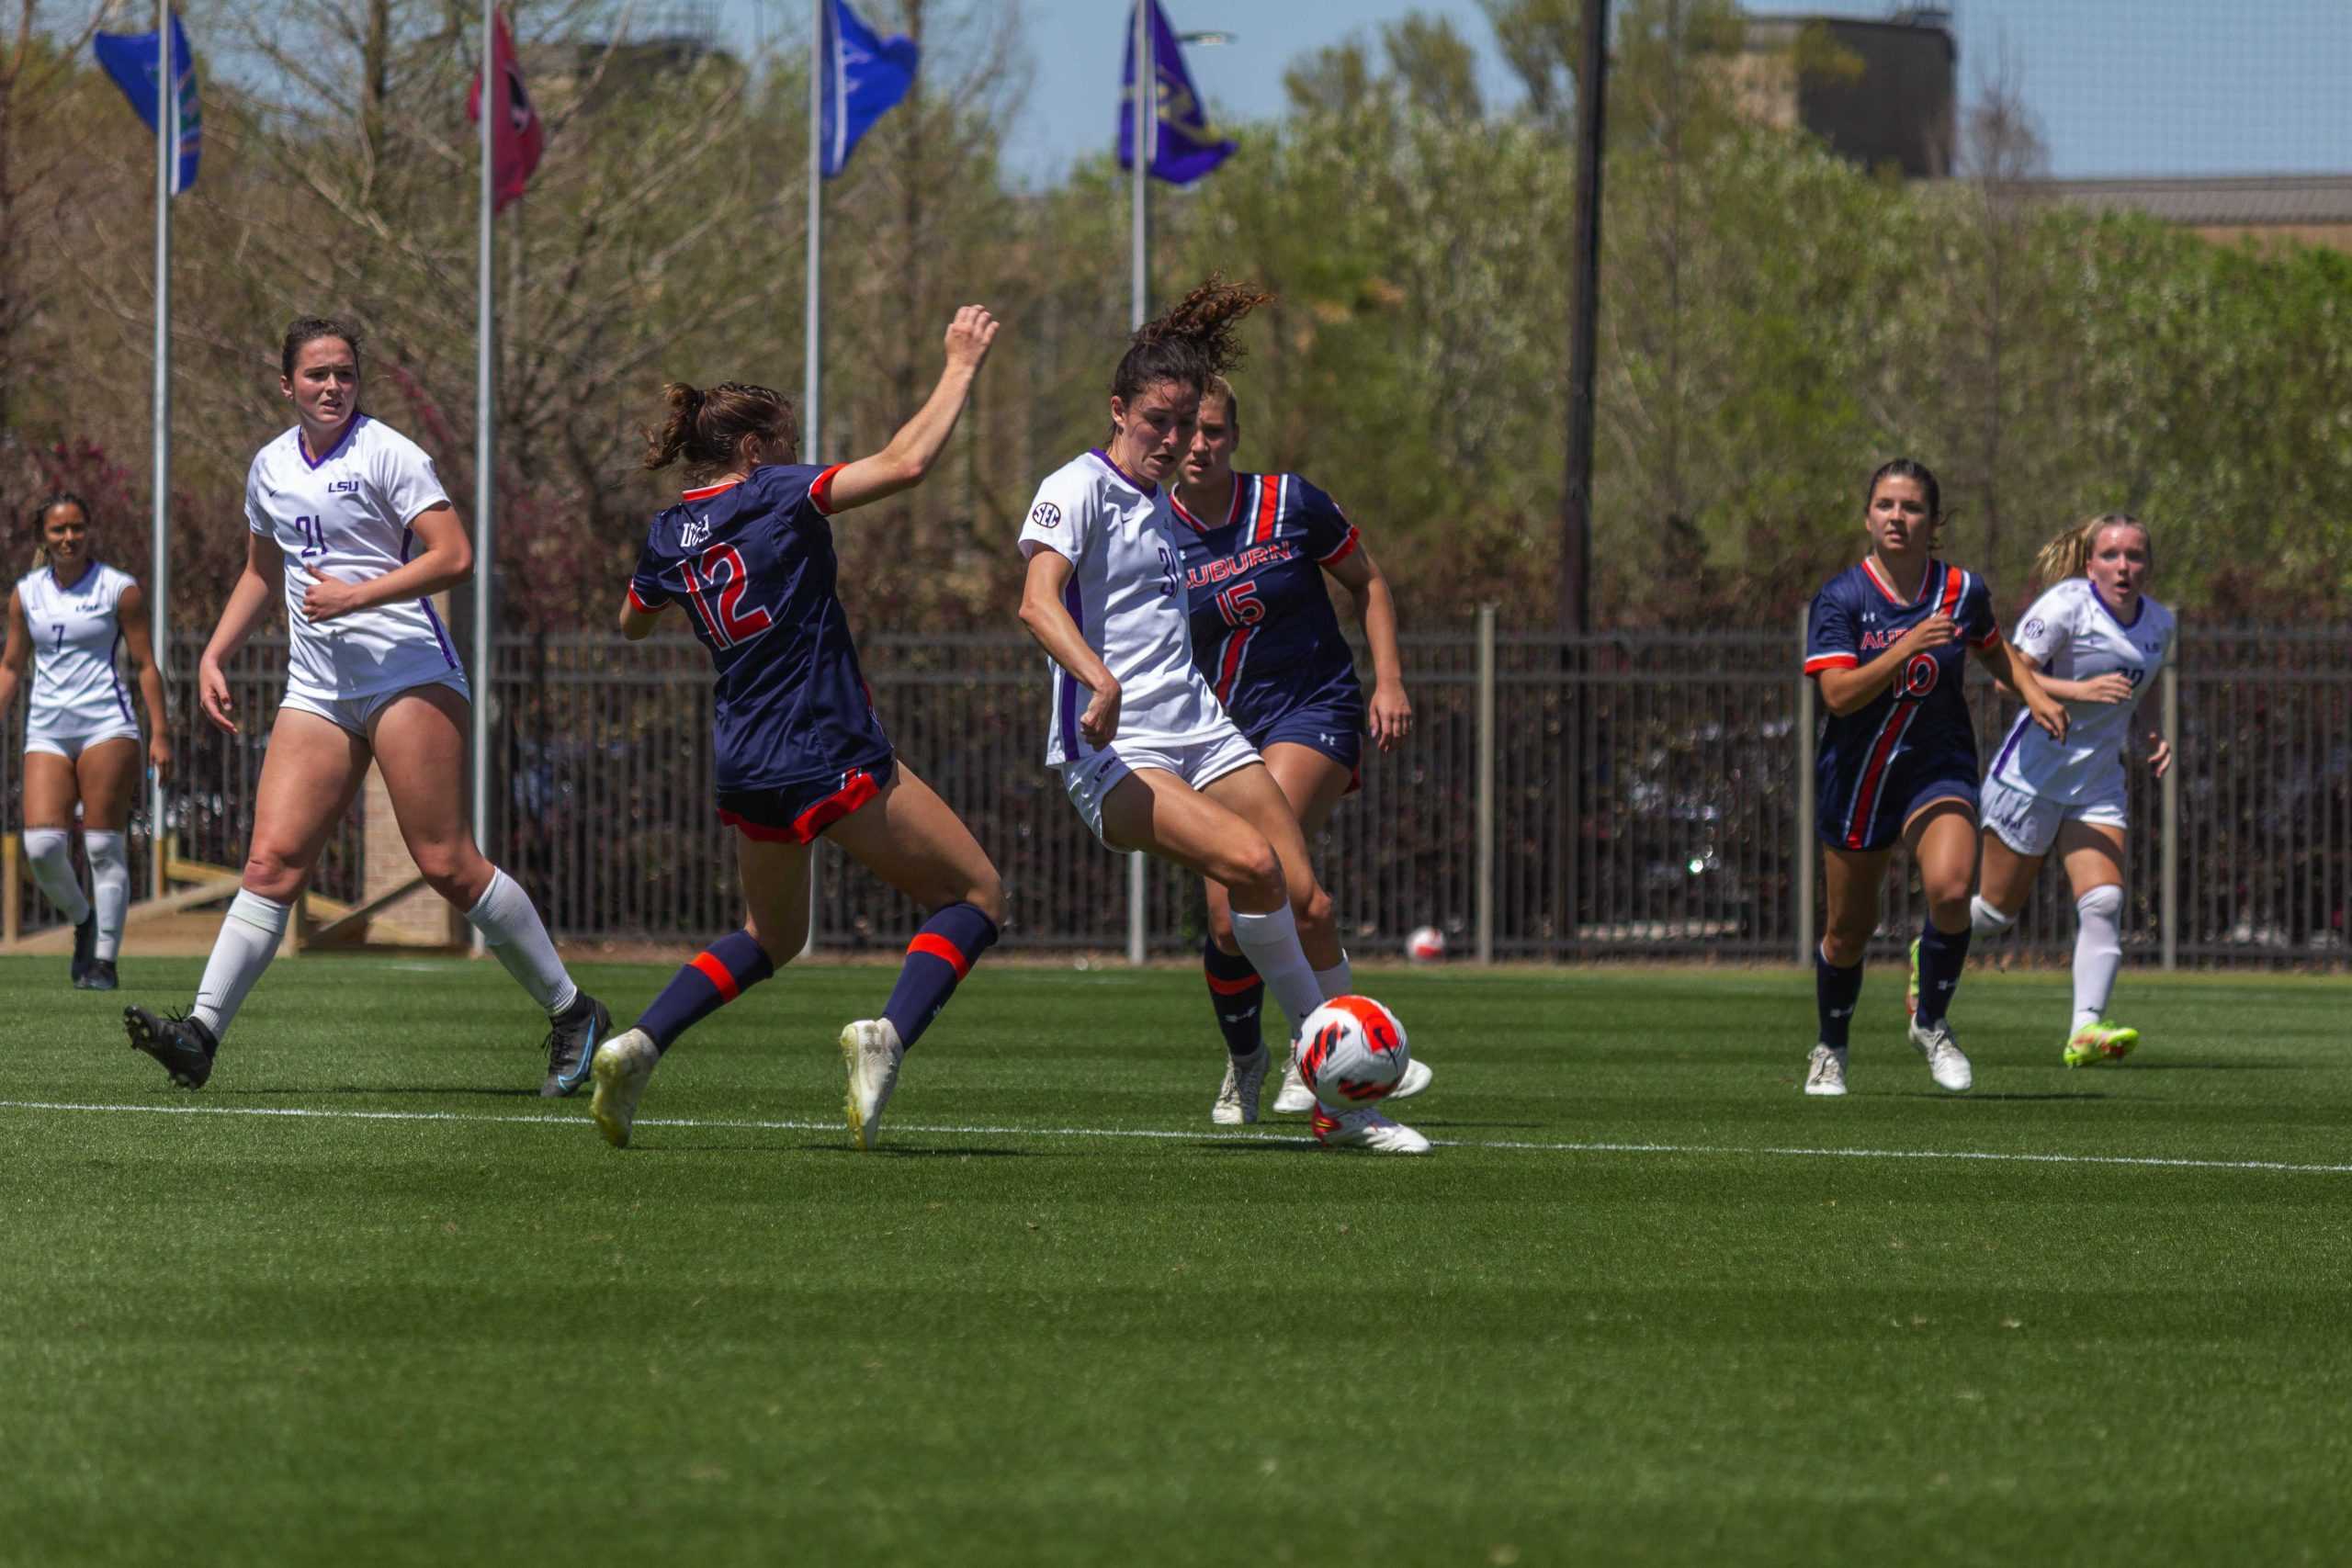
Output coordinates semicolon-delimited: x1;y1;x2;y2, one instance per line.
1387;1057;1433;1100
590;1028;660;1148
1271;1054;1317;1114
1908;1018;1973;1092
1803;1043;1849;1097
842;1018;906;1151
1212;1044;1270;1125
1311;1105;1432;1155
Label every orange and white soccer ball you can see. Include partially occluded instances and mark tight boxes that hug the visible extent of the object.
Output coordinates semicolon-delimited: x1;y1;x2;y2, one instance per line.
1405;925;1447;964
1294;996;1413;1109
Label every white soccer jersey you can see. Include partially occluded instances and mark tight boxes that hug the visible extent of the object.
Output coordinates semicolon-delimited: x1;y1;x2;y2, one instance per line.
17;561;139;739
1986;577;2176;805
1017;449;1229;765
244;414;464;703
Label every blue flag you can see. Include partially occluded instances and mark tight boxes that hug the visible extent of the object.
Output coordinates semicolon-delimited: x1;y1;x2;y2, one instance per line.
1118;0;1235;186
94;13;201;195
820;0;918;179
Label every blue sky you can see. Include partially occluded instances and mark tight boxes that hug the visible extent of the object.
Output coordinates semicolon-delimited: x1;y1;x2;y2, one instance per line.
720;0;2351;184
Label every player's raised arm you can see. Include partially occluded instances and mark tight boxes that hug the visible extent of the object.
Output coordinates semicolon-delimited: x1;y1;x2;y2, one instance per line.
821;306;1001;515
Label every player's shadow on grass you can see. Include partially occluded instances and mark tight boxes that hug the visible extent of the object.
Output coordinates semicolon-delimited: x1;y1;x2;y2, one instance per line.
1907;1090;2109;1101
796;1143;1032;1158
2120;1062;2294;1071
210;1086;545;1099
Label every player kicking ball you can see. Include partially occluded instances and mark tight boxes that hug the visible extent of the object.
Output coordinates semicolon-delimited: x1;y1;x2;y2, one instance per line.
1015;276;1426;1153
591;307;1004;1152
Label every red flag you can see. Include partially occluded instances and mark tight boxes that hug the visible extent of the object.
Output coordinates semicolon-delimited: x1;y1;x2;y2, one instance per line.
466;8;542;212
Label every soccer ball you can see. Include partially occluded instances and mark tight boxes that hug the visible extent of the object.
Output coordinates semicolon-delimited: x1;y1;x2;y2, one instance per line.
1405;925;1447;964
1295;996;1413;1109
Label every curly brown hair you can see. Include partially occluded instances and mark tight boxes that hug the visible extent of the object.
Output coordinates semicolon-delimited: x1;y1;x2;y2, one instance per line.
1110;274;1272;404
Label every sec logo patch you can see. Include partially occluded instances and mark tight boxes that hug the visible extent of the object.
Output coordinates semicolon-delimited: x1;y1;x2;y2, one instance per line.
2022;617;2045;641
1030;502;1062;529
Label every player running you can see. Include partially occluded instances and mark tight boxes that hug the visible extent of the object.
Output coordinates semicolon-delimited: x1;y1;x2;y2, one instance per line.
1800;458;2066;1098
1968;514;2174;1066
1169;376;1432;1124
1017;277;1427;1154
124;317;607;1093
1;493;171;989
588;306;1006;1153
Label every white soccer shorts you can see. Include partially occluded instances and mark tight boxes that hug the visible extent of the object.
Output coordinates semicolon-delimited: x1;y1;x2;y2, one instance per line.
1059;723;1262;848
1980;772;2129;858
277;671;470;739
23;726;142;761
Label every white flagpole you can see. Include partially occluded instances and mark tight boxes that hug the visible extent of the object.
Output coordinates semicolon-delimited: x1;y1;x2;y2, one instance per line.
470;3;497;955
801;0;823;960
1125;1;1151;966
149;0;173;898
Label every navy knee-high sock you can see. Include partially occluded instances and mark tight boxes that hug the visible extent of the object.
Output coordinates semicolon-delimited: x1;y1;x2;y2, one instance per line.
1815;947;1862;1048
1915;922;1971;1028
1203;936;1266;1059
882;903;999;1050
638;930;774;1054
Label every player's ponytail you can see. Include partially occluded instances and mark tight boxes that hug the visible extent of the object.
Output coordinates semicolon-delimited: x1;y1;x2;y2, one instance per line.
2033;513;2148;586
642;380;799;479
1111;274;1272;404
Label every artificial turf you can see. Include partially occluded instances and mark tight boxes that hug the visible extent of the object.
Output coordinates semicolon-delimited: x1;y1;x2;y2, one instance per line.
2;953;2347;1567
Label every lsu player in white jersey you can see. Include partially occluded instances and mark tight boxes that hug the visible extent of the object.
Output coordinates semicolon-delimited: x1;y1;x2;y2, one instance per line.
1015;277;1427;1154
1970;514;2176;1066
123;317;606;1093
0;493;171;988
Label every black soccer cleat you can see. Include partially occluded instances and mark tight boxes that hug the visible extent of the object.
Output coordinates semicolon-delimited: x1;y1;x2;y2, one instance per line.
81;958;119;992
124;1006;219;1090
70;914;96;987
541;992;611;1099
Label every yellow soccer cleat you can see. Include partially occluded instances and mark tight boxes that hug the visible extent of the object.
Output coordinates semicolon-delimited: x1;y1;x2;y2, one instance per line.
2064;1020;2140;1068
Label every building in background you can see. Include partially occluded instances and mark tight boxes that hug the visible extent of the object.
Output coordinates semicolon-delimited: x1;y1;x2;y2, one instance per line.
1734;8;1957;179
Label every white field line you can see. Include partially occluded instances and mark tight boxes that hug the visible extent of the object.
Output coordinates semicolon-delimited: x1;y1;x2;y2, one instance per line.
2;1097;2349;1175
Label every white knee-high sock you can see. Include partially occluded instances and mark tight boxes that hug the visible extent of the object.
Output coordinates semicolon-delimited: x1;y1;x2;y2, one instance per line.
2072;885;2125;1030
85;830;129;961
192;890;291;1040
1970;896;2016;940
1228;902;1324;1038
1313;951;1352;1001
465;867;580;1015
22;829;91;927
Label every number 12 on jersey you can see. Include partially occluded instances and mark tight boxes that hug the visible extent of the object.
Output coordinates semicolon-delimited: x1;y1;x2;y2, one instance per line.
678;543;774;648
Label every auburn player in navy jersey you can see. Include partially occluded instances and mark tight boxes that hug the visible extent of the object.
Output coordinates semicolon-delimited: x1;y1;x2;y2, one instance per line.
1170;377;1431;1123
1801;458;2066;1098
589;305;1005;1153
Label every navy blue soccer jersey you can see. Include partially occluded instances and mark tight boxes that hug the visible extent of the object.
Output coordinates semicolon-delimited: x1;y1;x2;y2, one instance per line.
1174;472;1363;731
628;462;890;795
1804;558;2000;850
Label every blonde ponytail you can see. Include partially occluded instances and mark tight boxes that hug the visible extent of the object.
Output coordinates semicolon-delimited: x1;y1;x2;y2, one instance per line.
2034;513;2147;585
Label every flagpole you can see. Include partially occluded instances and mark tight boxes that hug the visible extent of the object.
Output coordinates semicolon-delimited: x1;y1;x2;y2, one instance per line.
149;0;173;899
470;2;496;956
801;0;823;960
1125;0;1151;967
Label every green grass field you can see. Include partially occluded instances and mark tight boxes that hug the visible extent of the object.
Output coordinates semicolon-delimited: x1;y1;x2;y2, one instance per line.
4;953;2348;1567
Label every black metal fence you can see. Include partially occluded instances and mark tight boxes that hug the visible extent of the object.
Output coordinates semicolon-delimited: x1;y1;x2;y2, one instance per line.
6;626;2347;968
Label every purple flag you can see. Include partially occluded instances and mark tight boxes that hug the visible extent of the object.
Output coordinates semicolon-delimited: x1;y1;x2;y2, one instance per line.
1117;1;1235;185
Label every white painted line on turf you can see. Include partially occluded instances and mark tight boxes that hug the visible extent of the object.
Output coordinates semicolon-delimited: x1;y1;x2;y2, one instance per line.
4;1098;2350;1175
